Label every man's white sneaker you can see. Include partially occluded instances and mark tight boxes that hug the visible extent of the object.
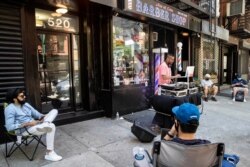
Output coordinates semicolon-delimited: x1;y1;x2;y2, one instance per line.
244;99;247;102
36;123;52;133
45;151;62;161
232;98;235;102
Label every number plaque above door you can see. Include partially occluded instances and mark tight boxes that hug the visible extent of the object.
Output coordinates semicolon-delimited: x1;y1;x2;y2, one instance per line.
35;8;79;33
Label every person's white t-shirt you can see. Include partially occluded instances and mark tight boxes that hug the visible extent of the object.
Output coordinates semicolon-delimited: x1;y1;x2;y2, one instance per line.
201;79;213;87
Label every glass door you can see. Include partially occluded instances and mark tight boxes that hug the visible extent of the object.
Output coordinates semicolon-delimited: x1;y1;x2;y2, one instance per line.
37;33;73;113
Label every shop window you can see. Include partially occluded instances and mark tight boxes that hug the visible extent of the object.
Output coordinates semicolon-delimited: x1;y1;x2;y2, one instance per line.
112;16;149;86
72;35;81;105
240;50;249;74
203;41;216;75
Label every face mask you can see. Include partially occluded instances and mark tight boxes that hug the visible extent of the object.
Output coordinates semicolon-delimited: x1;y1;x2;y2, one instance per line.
238;78;242;80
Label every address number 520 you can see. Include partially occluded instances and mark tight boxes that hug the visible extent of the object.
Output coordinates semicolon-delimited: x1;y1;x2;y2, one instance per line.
48;18;70;28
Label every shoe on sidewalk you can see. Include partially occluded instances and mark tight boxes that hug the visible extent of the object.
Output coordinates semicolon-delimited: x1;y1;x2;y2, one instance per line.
232;98;235;102
45;151;62;161
36;123;52;133
244;99;247;102
211;97;217;101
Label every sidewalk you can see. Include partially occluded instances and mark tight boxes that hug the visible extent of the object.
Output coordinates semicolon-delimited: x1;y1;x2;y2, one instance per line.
1;95;250;167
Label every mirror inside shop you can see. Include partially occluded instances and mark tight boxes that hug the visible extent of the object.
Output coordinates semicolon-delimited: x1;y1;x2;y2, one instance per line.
113;16;149;87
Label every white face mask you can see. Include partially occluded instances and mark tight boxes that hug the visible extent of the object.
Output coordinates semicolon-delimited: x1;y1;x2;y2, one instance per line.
238;78;242;80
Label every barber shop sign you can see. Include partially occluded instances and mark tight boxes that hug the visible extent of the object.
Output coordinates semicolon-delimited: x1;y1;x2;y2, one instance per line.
125;0;189;28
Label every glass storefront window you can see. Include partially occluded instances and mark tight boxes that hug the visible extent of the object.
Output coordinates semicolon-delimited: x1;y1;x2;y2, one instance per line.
37;33;71;111
203;41;216;75
112;16;149;86
72;35;81;106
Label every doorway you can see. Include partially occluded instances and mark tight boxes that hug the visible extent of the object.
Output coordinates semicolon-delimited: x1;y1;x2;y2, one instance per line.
36;32;81;113
222;46;236;84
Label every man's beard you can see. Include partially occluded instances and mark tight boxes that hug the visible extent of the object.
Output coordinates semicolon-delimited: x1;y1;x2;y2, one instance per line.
167;63;172;67
17;98;25;105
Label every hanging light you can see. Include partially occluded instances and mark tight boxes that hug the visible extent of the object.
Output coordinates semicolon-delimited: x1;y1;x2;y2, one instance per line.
181;32;189;37
56;8;68;14
51;12;62;17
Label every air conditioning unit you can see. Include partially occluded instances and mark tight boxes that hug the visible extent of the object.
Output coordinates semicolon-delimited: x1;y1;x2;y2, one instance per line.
199;0;220;17
227;0;245;17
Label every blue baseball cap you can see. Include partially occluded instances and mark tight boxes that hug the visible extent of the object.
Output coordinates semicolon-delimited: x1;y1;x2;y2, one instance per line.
172;103;200;124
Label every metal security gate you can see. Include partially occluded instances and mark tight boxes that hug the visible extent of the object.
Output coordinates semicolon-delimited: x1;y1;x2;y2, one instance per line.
0;3;24;144
0;4;24;106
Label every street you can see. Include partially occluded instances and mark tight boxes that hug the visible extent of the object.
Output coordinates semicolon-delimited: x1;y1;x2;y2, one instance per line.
0;95;250;167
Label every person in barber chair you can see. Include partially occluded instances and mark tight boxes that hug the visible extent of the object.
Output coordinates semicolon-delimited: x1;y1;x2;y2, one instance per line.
232;74;248;102
201;74;218;102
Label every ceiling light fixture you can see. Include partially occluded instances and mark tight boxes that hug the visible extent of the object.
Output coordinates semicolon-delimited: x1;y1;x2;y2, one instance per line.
56;8;68;14
51;12;62;17
181;32;189;37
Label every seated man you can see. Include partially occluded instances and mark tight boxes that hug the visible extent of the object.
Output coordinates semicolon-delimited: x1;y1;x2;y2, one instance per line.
4;88;62;161
161;103;239;167
201;74;218;102
163;103;210;145
232;74;249;102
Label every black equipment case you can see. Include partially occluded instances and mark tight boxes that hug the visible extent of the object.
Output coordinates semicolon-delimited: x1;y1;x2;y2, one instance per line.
131;121;156;143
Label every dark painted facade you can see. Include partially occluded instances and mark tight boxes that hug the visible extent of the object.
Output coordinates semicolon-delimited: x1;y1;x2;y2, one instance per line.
0;0;208;143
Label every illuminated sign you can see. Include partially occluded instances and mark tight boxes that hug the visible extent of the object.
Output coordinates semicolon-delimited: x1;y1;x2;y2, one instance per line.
35;9;79;33
125;0;189;28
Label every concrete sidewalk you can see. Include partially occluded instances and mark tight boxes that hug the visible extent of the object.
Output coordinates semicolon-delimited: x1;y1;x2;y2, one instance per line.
1;95;250;167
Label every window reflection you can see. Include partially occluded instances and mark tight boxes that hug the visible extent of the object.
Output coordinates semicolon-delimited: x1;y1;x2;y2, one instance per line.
37;33;71;112
113;17;149;86
203;41;216;75
72;35;81;105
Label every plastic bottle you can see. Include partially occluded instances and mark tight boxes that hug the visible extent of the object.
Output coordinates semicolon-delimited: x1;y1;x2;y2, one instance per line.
158;86;161;95
135;148;145;160
116;112;119;120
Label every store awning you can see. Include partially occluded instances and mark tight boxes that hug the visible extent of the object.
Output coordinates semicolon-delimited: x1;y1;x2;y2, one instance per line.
158;0;211;19
230;29;250;39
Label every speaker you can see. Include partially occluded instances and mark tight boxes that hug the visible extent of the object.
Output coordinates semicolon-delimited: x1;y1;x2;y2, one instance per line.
131;121;156;143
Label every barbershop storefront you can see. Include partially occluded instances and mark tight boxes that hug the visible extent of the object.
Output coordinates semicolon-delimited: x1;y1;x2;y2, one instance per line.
0;0;199;132
100;0;200;117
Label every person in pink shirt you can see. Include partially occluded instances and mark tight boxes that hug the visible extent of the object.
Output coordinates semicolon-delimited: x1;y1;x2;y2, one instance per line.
159;53;180;85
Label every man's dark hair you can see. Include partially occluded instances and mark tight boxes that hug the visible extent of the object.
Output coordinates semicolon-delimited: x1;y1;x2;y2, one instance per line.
179;119;199;133
6;88;24;103
164;53;174;60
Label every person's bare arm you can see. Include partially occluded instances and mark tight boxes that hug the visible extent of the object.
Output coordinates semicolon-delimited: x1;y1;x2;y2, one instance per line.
163;123;177;140
162;74;181;81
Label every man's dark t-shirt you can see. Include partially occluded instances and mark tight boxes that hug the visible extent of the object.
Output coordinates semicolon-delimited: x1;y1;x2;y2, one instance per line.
172;137;211;145
232;78;248;87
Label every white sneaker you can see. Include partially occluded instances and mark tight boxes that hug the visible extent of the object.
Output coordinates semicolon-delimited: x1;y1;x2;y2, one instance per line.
244;99;247;102
36;123;52;133
45;151;62;161
232;98;235;102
